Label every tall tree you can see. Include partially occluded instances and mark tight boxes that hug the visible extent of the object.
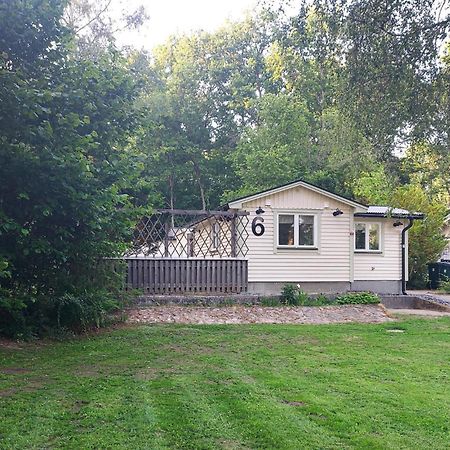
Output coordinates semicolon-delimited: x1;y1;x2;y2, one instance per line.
278;0;450;159
0;0;149;335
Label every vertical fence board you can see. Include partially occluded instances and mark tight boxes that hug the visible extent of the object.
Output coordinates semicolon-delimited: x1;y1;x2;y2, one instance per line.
122;258;248;294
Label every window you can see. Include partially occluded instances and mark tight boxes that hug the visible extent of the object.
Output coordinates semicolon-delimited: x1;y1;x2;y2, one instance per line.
278;214;295;245
354;222;380;251
211;222;220;250
278;213;317;248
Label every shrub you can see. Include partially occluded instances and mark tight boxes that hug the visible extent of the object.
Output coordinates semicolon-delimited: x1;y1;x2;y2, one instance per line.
335;291;380;305
280;284;299;305
280;284;312;306
0;261;130;338
296;290;310;306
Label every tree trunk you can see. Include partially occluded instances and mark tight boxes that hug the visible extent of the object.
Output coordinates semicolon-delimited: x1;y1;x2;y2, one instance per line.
192;160;206;210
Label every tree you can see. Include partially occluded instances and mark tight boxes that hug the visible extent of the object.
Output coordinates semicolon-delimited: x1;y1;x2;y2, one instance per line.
226;94;311;199
62;0;148;58
391;185;448;287
278;0;450;159
0;0;149;336
136;15;279;209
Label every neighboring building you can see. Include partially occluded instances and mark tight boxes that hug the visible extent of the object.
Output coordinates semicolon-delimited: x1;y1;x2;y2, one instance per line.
441;214;450;262
218;179;424;295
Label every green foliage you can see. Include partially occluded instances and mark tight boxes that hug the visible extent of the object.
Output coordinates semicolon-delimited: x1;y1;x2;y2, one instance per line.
280;284;301;306
0;0;149;337
354;173;448;288
260;297;282;307
335;292;380;305
391;185;447;288
439;278;450;294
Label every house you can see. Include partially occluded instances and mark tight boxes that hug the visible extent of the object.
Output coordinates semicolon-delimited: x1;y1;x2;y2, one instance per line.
441;214;450;261
218;179;424;295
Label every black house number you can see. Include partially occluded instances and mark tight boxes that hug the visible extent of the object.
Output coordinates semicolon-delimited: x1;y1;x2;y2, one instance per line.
251;216;265;236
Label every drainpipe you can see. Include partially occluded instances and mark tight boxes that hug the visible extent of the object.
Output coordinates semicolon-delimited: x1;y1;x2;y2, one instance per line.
401;218;414;295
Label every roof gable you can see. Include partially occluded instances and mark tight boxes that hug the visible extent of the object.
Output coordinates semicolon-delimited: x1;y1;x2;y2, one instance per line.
227;179;368;211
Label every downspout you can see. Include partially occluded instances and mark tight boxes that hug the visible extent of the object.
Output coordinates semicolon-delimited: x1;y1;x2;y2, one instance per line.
401;218;414;295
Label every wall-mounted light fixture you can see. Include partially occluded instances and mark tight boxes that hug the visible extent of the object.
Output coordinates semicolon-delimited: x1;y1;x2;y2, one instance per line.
256;206;265;215
393;221;403;227
333;208;343;216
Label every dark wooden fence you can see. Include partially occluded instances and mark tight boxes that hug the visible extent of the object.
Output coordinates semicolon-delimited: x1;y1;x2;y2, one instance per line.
125;258;248;294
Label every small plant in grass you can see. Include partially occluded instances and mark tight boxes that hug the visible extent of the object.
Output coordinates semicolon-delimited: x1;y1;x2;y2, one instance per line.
335;291;380;305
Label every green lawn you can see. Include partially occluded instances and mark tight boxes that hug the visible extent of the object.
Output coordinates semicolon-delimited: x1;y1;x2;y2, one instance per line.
1;318;449;449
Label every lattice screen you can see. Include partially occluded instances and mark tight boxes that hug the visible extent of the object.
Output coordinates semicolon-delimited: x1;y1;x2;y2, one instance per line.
126;209;249;258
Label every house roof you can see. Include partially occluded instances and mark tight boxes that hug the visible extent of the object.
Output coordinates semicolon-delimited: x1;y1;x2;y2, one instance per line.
354;206;425;219
225;179;368;211
224;179;425;219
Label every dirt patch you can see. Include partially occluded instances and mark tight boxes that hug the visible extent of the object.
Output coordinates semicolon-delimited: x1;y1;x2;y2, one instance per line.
1;367;30;375
72;400;89;413
0;377;45;398
74;365;102;378
0;387;17;397
127;305;392;325
282;400;306;407
0;339;24;350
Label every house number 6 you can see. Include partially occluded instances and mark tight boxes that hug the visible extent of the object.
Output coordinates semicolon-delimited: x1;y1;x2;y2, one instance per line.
251;216;265;236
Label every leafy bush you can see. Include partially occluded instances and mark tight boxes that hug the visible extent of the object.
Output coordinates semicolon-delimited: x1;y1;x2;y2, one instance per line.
280;284;313;306
302;294;334;306
335;292;380;305
280;284;299;305
0;261;130;339
0;2;149;338
296;290;310;306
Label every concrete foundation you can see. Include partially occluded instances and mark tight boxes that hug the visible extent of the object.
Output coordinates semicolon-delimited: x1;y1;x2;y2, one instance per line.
247;281;351;295
247;280;402;295
380;295;450;312
350;280;402;295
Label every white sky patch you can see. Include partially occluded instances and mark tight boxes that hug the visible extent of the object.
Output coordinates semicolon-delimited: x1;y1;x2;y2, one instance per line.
113;0;260;51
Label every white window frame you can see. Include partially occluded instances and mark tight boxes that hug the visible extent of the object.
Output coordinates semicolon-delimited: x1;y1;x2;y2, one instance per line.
354;222;382;252
277;212;318;249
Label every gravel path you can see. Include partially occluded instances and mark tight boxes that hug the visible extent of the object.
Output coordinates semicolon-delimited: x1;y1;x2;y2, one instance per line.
127;304;392;325
408;290;450;307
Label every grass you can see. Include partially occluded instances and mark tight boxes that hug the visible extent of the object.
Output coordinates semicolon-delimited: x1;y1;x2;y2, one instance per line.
0;318;449;449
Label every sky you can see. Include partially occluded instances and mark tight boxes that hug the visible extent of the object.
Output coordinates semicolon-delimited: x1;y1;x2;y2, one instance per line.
114;0;261;51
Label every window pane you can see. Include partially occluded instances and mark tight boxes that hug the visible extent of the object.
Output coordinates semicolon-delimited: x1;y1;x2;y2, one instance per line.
355;223;366;249
279;215;294;245
369;224;380;250
299;215;314;246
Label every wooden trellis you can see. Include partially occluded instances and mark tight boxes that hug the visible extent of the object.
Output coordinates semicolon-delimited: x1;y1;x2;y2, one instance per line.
126;209;250;259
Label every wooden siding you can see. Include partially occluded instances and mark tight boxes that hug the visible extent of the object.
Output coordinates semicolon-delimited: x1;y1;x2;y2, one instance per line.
353;219;403;281
242;186;353;282
124;258;248;294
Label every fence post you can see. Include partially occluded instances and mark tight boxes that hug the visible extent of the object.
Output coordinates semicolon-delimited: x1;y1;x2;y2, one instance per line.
230;214;237;257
